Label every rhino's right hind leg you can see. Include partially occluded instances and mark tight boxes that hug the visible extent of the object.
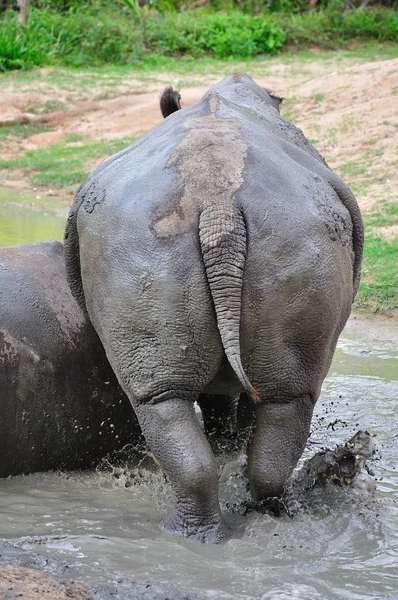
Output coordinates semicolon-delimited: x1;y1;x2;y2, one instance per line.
247;395;314;508
134;398;228;543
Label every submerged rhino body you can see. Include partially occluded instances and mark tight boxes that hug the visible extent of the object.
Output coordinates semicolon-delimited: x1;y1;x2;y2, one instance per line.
65;73;363;542
0;241;141;477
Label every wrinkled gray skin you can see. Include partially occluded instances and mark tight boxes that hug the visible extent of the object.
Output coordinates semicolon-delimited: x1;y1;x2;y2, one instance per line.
0;241;141;477
64;73;363;543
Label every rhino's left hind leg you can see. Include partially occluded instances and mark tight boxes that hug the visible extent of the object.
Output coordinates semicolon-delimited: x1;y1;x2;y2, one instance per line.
134;398;227;543
247;395;314;504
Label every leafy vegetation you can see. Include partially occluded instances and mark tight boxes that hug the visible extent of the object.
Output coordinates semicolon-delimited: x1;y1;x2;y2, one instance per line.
0;2;397;71
26;0;398;13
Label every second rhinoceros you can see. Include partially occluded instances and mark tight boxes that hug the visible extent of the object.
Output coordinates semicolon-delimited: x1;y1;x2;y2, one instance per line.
64;73;363;543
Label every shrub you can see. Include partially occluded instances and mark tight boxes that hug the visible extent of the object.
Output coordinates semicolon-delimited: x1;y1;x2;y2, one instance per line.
342;7;398;40
0;5;397;71
142;11;285;58
277;6;398;46
0;14;45;71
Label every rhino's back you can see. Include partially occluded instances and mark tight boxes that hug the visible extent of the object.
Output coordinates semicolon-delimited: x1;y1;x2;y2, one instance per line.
76;92;338;247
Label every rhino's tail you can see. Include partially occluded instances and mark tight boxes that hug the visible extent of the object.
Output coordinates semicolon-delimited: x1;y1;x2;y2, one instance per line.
64;189;87;313
199;205;260;403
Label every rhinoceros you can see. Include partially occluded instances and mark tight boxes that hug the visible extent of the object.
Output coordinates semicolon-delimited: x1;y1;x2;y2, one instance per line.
64;73;363;542
0;241;141;477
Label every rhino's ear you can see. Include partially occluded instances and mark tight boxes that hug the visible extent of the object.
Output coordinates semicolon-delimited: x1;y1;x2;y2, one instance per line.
264;89;284;113
160;86;182;118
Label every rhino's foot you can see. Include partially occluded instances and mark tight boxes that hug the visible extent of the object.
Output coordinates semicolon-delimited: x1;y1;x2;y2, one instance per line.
252;483;301;517
161;511;228;544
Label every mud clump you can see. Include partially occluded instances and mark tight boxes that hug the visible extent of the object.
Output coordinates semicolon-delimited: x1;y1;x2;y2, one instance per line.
294;430;376;493
0;563;93;599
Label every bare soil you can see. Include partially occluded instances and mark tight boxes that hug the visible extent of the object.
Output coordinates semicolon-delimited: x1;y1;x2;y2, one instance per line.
0;55;397;216
0;564;93;600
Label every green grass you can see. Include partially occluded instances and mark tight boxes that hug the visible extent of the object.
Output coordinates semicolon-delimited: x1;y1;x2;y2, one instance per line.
335;146;394;199
0;122;50;157
363;202;398;228
354;202;398;312
0;134;135;190
338;160;368;180
0;122;49;149
26;99;67;114
355;233;398;311
334;155;397;313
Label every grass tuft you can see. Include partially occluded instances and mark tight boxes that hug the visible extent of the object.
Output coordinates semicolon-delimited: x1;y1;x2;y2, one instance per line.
354;202;398;312
0;134;135;190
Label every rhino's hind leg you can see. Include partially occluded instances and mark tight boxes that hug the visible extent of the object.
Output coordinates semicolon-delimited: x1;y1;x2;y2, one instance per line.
247;395;314;508
135;398;227;543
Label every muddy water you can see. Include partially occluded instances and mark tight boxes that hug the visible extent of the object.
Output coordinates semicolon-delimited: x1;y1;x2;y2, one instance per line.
0;318;397;599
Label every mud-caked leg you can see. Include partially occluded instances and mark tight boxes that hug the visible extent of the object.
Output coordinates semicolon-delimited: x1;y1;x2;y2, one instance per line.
135;398;227;543
247;395;314;508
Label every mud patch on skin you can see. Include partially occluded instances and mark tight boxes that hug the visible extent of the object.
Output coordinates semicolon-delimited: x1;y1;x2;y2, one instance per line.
311;177;353;248
153;94;248;239
323;206;351;245
82;183;106;214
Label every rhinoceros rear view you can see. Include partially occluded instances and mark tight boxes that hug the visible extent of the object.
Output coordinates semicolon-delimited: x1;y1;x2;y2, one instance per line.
64;73;363;543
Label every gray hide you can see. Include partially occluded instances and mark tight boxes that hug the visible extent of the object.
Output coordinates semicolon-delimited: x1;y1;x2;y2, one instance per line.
0;241;141;477
64;73;363;543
